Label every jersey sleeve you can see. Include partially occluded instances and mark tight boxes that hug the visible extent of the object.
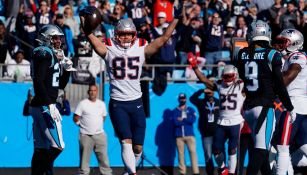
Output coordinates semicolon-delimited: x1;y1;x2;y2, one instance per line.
32;47;53;105
74;101;83;116
271;50;294;111
289;53;307;68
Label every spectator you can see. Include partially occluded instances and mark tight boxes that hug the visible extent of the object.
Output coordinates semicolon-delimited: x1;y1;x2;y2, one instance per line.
234;15;247;38
223;21;235;54
172;93;200;175
0;21;12;66
276;1;301;30
99;0;112;24
127;0;149;30
268;0;286;38
63;5;80;39
73;84;113;175
55;13;75;57
202;12;225;76
29;0;54;30
152;12;178;77
109;3;126;25
190;87;219;175
16;6;37;60
6;50;30;82
245;3;259;25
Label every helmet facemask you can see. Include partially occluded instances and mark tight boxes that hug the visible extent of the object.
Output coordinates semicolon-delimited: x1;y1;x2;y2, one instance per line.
115;31;136;49
221;65;238;86
114;19;137;49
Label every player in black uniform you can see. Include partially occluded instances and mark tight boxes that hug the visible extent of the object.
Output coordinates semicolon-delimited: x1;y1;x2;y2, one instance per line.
30;24;74;175
236;20;294;175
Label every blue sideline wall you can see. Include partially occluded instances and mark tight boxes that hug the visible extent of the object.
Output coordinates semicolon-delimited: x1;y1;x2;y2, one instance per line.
0;82;250;167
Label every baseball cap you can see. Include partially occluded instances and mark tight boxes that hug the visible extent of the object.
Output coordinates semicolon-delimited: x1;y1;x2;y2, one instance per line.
157;12;166;18
178;93;186;99
226;21;235;28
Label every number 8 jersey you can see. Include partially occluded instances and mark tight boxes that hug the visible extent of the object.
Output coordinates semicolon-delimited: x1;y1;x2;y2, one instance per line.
236;47;293;111
104;38;147;101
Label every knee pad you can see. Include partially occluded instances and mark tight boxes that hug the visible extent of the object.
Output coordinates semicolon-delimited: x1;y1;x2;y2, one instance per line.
132;145;143;154
228;148;237;155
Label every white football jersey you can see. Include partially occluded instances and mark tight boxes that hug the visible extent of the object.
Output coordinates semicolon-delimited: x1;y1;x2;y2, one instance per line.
217;80;245;126
104;38;147;101
282;51;307;114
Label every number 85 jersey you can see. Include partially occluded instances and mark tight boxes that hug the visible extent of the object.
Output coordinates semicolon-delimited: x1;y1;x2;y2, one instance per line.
104;38;147;101
236;47;293;110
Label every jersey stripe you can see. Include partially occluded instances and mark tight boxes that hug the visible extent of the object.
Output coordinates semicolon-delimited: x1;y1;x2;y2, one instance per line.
268;49;277;63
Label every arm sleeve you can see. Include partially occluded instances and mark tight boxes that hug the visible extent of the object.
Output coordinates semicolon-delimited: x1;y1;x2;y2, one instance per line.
183;108;196;124
271;51;294;111
32;50;53;105
189;89;203;105
59;69;70;89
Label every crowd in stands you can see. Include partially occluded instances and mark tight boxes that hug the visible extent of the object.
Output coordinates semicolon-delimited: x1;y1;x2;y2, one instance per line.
0;0;306;81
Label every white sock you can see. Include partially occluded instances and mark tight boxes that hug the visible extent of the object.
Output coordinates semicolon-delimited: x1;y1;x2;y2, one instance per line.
228;154;237;174
121;143;136;174
135;152;142;164
288;158;294;175
215;153;225;169
276;145;290;175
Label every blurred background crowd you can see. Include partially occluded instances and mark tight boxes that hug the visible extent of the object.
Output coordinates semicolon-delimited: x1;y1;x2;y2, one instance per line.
0;0;306;82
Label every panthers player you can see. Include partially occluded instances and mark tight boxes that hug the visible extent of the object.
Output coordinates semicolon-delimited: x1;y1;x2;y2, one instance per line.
189;56;245;175
273;29;307;175
80;16;179;174
30;24;73;175
236;20;294;175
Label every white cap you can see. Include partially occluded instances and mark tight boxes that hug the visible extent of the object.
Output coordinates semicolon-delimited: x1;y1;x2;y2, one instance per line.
226;21;235;28
157;12;166;18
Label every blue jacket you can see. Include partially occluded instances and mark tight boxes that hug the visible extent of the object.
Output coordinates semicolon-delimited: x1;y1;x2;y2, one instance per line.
172;106;197;137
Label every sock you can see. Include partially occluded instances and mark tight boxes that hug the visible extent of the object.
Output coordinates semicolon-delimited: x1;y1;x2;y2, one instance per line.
247;148;271;175
276;145;290;175
31;148;48;175
228;154;237;174
46;147;62;175
121;143;136;174
288;158;294;175
214;152;225;169
135;152;142;164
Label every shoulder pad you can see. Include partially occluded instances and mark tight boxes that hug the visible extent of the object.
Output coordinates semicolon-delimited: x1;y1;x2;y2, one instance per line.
105;38;112;46
33;46;53;58
139;38;147;46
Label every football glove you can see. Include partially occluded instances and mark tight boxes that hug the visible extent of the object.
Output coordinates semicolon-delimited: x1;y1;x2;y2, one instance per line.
49;104;62;122
187;52;198;68
60;57;77;71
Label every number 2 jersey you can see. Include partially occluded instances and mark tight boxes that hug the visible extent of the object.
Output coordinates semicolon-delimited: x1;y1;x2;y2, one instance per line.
236;47;293;111
214;80;245;126
31;46;70;106
104;38;147;101
282;51;307;114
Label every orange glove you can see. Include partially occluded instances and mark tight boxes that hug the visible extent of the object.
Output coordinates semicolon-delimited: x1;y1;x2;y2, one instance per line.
187;52;198;68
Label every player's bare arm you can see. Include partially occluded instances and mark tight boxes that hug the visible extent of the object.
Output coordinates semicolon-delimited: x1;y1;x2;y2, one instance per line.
144;19;179;58
192;67;215;89
283;63;301;86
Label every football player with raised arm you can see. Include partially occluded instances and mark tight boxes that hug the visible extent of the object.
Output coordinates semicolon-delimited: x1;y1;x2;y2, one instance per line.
236;20;294;175
273;29;307;175
79;15;179;174
189;55;245;175
30;24;74;175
